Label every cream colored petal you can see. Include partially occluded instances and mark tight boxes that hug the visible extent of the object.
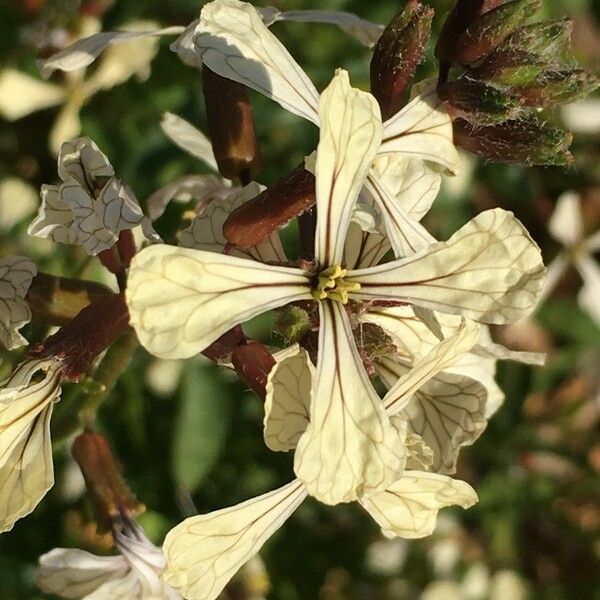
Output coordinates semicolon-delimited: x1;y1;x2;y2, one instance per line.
365;173;435;258
264;348;313;452
472;339;545;367
294;301;406;505
147;175;232;221
195;0;320;124
94;178;147;235
170;20;202;68
271;10;383;47
28;184;78;246
538;253;569;304
342;221;391;270
548;191;583;247
0;69;65;121
0;256;36;350
381;319;480;415
0;178;38;229
126;245;311;359
160;113;219;170
402;429;434;471
38;548;128;598
0;404;54;532
360;471;478;539
380;86;460;175
85;20;164;93
83;572;141;599
314;70;383;266
58;137;114;188
412;306;444;341
379;359;487;473
37;27;184;77
162;480;306;600
348;209;546;324
179;183;287;263
371;156;441;221
586;230;600;254
49;100;83;156
575;253;600;325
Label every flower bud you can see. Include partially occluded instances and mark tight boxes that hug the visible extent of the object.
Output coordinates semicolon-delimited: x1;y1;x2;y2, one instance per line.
453;117;573;166
30;293;130;380
275;305;312;344
231;342;275;401
439;77;522;125
514;70;600;108
223;163;315;250
456;0;541;67
370;0;433;120
72;431;143;533
203;66;261;181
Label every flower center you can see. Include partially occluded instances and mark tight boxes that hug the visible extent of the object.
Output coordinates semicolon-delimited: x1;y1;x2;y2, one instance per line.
311;265;361;304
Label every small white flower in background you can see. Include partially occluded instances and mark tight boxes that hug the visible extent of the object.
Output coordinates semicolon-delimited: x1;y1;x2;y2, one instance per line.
28;137;158;256
0;18;166;155
541;191;600;324
0;256;37;350
0;358;63;532
0;178;39;229
38;517;181;599
562;99;600;135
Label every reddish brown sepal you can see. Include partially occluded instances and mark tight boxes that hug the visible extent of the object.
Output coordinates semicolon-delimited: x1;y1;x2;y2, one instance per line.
223;163;316;250
72;432;143;533
370;0;433;120
231;341;276;401
203;66;262;180
202;325;246;362
29;293;130;381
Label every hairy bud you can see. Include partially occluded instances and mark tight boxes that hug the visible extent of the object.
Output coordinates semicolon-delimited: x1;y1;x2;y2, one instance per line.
203;66;261;181
72;431;143;534
514;70;600;108
370;0;433;120
453;117;573;166
224;163;315;250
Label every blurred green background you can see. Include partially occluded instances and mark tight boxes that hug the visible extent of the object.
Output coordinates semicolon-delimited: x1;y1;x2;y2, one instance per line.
1;0;600;598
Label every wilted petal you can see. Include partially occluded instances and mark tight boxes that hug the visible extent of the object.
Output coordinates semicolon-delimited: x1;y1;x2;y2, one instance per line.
147;175;231;221
0;256;36;350
127;245;311;359
378;359;487;473
38;548;128;598
575;253;600;325
269;9;383;47
381;319;480;414
365;173;435;258
37;27;184;78
348;209;546;324
28;184;78;246
370;156;441;221
170;20;202;68
195;0;320;124
472;338;546;367
548;191;584;247
95;178;149;235
162;480;306;600
360;471;477;539
294;301;405;505
179;183;286;263
315;70;383;266
0;69;64;121
58;137;114;190
264;347;313;451
160;113;219;170
83;572;141;599
380;85;460;174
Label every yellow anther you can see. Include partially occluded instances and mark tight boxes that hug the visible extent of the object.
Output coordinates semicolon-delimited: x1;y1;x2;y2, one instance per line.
311;265;360;304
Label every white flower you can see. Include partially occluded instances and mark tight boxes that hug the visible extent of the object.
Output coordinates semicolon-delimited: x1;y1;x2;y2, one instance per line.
0;256;36;350
28;137;157;256
0;358;63;532
38;518;181;599
0;18;166;155
540;191;600;324
127;69;544;504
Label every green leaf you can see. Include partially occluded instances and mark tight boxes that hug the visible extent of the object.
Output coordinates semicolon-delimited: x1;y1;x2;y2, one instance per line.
171;363;233;492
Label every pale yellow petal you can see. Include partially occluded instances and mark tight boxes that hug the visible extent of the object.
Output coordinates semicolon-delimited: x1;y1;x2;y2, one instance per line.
315;69;383;266
360;471;477;539
294;301;406;505
49;101;83;156
263;347;313;451
342;221;391;270
0;69;64;121
162;480;306;600
160;113;218;169
348;209;546;324
380;85;460;175
196;0;320;124
126;245;311;359
548;191;584;247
